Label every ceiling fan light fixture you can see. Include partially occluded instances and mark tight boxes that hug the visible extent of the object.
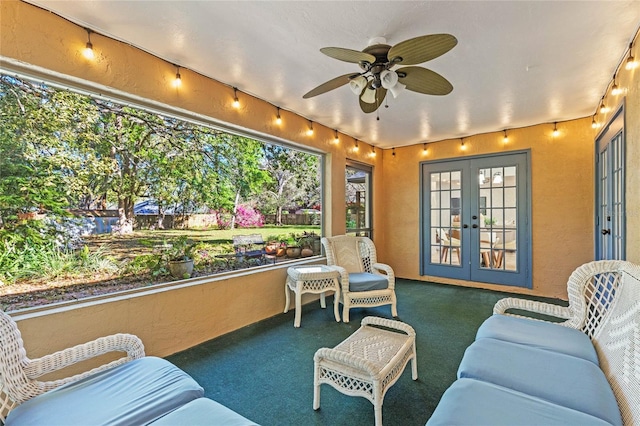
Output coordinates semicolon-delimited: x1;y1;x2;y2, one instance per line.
361;87;377;104
349;76;368;95
388;82;406;98
380;70;399;89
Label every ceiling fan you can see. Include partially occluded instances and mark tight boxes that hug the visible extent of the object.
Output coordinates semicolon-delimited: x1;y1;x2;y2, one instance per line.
303;34;457;113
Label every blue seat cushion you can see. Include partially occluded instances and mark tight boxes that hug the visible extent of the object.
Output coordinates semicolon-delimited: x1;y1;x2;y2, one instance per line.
427;378;612;426
151;398;259;425
348;272;388;292
457;338;622;425
476;314;599;364
6;356;204;426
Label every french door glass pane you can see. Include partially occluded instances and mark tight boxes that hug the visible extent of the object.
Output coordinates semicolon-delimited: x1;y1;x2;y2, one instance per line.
430;171;462;266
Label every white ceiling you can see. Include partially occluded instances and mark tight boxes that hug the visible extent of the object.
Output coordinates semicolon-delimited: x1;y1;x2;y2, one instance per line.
26;1;640;149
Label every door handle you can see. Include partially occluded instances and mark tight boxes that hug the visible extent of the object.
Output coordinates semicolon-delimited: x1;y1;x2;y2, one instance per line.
462;224;469;229
601;229;611;235
472;224;478;229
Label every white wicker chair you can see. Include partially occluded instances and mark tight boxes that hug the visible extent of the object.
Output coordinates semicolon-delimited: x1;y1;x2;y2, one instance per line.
0;310;145;422
321;235;397;323
493;260;625;337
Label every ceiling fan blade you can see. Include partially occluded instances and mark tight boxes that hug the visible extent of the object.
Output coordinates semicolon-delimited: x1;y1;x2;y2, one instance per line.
303;73;357;99
359;87;387;113
388;34;457;66
320;47;376;64
398;66;453;95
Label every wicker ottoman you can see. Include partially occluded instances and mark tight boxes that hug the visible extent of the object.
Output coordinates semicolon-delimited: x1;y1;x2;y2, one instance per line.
313;316;418;426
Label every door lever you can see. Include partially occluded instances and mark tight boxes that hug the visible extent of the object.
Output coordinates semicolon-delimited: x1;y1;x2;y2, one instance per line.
462;224;469;229
472;224;478;229
601;229;611;235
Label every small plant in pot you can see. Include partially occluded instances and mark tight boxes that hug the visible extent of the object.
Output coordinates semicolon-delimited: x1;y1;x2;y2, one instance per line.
164;236;196;279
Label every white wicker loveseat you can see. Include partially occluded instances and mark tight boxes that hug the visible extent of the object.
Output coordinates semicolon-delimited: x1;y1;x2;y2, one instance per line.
321;235;397;323
428;260;640;425
0;310;257;425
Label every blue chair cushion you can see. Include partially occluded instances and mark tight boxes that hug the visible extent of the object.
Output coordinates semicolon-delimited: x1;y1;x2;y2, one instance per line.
427;378;612;426
151;398;258;425
6;357;204;426
348;272;388;292
457;338;622;425
476;314;599;364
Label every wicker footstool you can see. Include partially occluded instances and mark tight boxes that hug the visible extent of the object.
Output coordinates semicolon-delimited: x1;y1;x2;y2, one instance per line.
313;316;417;426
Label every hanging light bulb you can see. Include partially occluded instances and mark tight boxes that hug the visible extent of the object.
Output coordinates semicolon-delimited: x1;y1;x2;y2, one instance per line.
625;43;637;70
591;115;599;129
173;66;182;88
354;139;359;151
503;130;509;143
232;87;240;108
392;147;396;157
275;107;282;125
599;99;607;114
460;138;466;151
307;121;314;136
371;145;376;157
83;29;95;60
333;130;339;144
423;143;428;154
552;122;559;137
611;75;621;96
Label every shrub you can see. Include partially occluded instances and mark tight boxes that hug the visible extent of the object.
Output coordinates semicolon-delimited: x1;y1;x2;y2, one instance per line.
235;204;264;228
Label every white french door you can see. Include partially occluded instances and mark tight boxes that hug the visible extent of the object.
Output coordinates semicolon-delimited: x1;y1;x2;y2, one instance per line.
420;152;531;288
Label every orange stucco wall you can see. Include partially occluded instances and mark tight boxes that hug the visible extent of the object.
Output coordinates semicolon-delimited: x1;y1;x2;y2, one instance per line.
1;1;639;357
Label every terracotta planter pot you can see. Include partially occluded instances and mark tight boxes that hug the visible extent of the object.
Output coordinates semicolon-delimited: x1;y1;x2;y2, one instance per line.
286;246;301;258
300;247;314;257
276;246;287;257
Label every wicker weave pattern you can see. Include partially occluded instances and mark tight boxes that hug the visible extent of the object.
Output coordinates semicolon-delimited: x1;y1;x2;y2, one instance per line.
493;260;624;334
313;317;417;426
322;236;397;323
0;310;144;422
592;262;640;426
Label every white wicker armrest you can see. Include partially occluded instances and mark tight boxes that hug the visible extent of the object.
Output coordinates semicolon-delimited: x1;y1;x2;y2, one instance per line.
362;316;414;337
326;265;350;292
23;333;145;388
493;297;573;325
372;263;395;288
314;347;380;377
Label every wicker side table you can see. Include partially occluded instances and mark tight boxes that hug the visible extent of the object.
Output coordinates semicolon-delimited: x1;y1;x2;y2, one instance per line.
284;265;341;328
313;316;417;426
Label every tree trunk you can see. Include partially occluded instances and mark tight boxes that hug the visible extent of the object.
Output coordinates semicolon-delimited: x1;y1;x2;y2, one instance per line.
276;205;282;226
231;190;240;230
117;198;134;234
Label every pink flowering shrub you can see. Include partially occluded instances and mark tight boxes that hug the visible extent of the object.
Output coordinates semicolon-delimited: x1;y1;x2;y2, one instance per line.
235;205;264;228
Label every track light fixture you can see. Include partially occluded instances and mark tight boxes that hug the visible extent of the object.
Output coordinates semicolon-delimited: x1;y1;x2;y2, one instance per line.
552;122;559;137
307;121;314;136
599;99;607;114
333;130;339;144
626;42;637;70
592;115;599;129
232;87;240;108
371;145;376;157
83;29;95;60
275;107;282;125
460;138;466;151
354;139;359;151
503;130;509;143
173;66;182;88
423;143;428;153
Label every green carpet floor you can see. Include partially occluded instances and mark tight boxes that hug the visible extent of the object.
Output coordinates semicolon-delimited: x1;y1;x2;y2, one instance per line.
166;279;563;426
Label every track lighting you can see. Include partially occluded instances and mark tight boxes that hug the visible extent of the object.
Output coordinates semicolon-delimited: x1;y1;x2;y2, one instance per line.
460;138;466;151
83;29;94;60
625;43;637;70
232;87;240;108
371;145;376;157
275;107;282;125
173;66;182;88
333;130;339;144
552;122;559;137
423;143;428;153
354;139;359;151
503;130;508;143
307;121;314;136
592;115;599;129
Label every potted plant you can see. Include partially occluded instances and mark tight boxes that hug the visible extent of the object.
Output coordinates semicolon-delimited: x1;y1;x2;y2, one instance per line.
164;236;196;279
284;234;301;258
297;233;316;257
